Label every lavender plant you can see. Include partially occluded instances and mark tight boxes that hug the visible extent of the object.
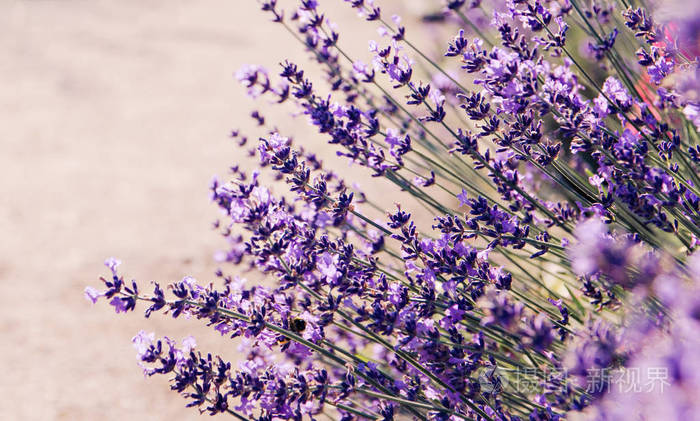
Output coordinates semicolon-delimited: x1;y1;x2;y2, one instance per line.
86;0;700;419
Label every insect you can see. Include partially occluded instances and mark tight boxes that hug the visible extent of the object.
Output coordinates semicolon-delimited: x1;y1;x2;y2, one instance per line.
421;12;447;23
278;317;307;347
289;317;307;333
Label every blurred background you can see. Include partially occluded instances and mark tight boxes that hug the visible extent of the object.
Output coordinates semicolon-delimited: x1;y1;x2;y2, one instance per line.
0;1;434;419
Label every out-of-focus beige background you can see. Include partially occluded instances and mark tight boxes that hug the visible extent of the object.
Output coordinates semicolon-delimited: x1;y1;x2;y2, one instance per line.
1;1;435;419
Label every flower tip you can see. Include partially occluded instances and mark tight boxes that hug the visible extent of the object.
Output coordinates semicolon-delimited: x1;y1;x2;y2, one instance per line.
104;257;122;274
182;336;197;353
132;330;155;359
84;286;100;304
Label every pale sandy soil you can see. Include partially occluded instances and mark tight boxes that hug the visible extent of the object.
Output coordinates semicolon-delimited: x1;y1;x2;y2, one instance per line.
0;1;435;419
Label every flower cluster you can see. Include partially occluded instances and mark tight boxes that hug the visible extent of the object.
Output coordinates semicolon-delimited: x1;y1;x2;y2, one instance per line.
88;0;700;420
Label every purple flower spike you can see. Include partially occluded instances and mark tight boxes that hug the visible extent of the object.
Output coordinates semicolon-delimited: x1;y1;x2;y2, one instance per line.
85;1;700;418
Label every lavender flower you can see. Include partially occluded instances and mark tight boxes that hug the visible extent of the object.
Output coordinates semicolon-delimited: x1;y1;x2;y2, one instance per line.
84;286;101;304
86;0;700;419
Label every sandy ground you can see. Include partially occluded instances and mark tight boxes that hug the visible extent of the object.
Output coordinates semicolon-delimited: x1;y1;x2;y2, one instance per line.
2;1;334;419
0;1;439;419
